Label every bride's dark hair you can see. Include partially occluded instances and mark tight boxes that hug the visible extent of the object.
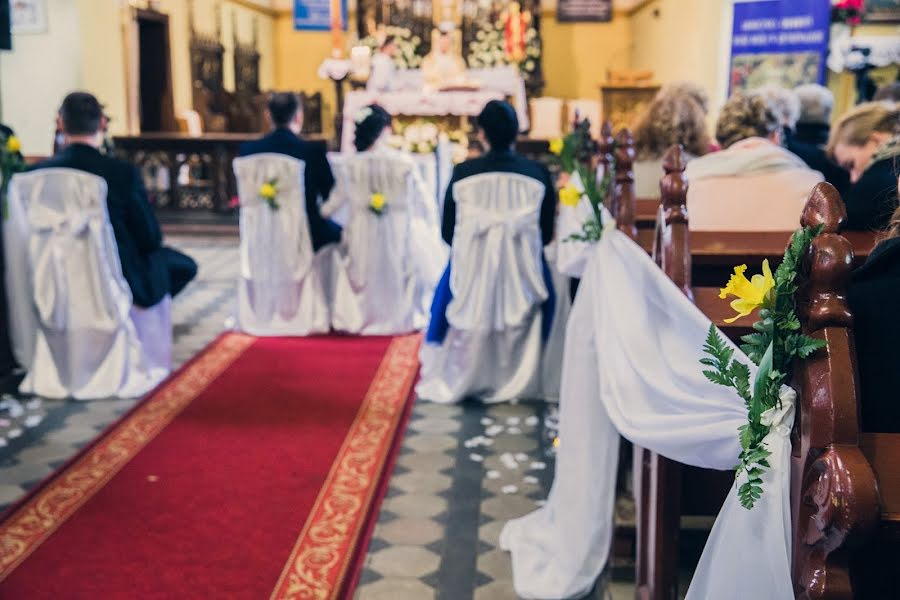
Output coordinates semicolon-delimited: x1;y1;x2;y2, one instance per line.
354;104;392;152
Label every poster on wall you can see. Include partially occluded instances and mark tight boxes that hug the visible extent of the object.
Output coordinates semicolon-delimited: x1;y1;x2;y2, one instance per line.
557;0;613;23
294;0;347;31
11;0;47;34
729;0;831;92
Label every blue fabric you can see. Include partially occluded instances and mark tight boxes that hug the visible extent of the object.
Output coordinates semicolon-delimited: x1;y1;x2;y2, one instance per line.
425;256;556;344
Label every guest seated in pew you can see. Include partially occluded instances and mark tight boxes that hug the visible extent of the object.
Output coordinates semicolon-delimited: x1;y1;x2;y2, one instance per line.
632;82;711;198
31;92;196;308
849;184;900;433
786;84;851;195
416;100;557;403
239;92;341;250
827;101;900;231
684;93;823;231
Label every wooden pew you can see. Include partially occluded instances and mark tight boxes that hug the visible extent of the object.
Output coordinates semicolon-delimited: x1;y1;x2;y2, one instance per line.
791;184;899;599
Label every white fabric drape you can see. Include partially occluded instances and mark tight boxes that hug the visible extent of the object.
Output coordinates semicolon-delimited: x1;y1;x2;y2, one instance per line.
417;173;550;404
555;169;596;278
322;146;448;334
6;169;169;399
501;229;794;599
233;153;330;336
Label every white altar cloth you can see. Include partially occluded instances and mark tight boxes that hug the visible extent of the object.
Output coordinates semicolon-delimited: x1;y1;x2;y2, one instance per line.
500;229;794;600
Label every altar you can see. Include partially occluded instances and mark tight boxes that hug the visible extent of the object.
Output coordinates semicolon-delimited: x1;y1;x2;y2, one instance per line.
334;66;530;152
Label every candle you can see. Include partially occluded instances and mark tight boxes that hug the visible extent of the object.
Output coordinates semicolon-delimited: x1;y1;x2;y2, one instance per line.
330;0;343;57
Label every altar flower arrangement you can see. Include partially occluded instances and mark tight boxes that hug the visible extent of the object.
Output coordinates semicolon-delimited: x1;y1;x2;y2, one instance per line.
466;19;541;79
831;0;863;25
387;119;470;163
360;27;423;69
259;179;279;211
700;226;827;509
369;192;386;215
1;133;25;219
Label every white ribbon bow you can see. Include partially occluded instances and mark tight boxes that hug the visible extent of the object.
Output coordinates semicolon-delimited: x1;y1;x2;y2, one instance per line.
760;385;797;438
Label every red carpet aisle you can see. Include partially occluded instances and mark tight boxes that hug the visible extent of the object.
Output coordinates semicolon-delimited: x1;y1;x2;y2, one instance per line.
0;333;420;599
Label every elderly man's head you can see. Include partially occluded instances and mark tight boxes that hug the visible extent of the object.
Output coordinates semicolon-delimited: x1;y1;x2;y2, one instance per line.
794;84;835;126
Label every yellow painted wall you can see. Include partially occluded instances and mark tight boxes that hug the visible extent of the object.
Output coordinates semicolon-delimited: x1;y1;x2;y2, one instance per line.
76;0;128;138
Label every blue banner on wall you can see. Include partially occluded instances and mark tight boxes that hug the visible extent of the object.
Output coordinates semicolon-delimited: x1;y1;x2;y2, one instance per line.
293;0;347;31
729;0;831;92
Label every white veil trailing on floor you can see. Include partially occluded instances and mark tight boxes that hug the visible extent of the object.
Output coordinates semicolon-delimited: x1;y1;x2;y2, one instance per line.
500;229;794;600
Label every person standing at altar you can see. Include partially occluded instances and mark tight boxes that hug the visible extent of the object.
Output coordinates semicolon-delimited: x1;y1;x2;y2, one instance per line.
367;36;398;93
31;92;197;308
239;92;341;250
422;27;467;89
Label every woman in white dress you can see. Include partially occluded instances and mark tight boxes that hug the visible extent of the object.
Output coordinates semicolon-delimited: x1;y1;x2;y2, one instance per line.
321;105;448;334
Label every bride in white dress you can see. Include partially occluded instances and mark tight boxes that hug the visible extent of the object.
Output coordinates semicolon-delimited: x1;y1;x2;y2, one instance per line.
321;105;448;334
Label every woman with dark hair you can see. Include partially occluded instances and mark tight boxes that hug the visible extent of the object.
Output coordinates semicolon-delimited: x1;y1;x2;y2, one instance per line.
417;100;560;404
321;104;447;335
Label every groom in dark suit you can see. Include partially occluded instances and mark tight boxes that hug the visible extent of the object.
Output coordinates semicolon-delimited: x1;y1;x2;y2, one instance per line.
239;92;341;250
31;92;196;308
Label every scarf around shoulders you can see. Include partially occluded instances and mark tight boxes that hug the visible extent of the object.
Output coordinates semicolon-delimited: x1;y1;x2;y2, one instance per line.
685;137;811;181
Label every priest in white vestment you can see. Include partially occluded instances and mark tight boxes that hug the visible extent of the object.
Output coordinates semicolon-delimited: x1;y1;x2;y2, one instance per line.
367;36;399;93
422;28;468;89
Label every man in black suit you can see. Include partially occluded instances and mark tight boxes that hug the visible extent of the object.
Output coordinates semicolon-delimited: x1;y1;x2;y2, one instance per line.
31;92;196;308
238;92;340;250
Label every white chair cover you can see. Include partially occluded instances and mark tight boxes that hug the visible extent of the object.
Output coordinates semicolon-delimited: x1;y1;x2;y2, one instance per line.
500;229;794;599
539;242;571;402
554;168;598;278
7;169;170;399
528;97;564;139
417;173;550;404
323;147;448;334
233;153;330;336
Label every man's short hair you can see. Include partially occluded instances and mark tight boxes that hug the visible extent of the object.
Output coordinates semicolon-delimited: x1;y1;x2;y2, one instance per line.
477;100;519;150
268;92;300;128
59;92;103;136
794;83;834;125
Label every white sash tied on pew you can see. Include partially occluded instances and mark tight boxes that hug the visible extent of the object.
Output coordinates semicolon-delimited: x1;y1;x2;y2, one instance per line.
448;205;547;332
233;153;330;335
501;229;794;599
8;169;168;399
324;146;448;334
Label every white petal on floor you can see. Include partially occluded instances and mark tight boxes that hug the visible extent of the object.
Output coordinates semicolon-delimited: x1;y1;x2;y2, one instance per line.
480;417;494;426
502;485;519;495
7;428;23;439
523;475;539;485
24;415;43;428
506;417;521;426
469;453;484;463
514;453;528;462
530;461;547;470
500;453;519;470
507;427;522;435
525;415;539;427
25;399;42;411
485;425;504;437
486;470;501;480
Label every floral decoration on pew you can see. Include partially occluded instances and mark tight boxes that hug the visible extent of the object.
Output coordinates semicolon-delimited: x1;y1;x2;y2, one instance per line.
369;192;387;216
550;119;613;243
259;179;280;211
1;133;25;219
700;226;826;509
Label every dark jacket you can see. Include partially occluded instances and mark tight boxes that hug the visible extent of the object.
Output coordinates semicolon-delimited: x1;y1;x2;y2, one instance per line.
785;124;851;197
848;236;900;432
843;157;899;232
239;128;339;250
441;148;556;246
30;144;170;307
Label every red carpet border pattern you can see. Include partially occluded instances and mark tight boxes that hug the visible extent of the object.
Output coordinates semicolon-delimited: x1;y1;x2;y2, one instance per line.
0;333;256;581
270;334;421;600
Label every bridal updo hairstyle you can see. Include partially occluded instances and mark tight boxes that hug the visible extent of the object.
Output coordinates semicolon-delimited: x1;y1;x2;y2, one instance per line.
353;104;392;152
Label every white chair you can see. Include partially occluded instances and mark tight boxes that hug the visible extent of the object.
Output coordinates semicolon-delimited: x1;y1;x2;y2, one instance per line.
528;97;564;139
322;147;448;334
5;169;170;400
232;153;331;336
416;173;549;404
566;98;602;138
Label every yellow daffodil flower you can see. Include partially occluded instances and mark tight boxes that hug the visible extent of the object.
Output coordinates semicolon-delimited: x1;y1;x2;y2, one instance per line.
6;136;20;154
719;260;775;323
559;184;581;207
259;182;277;199
370;192;386;212
549;137;564;155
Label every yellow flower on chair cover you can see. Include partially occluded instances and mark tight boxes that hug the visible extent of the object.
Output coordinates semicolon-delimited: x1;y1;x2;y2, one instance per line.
6;136;21;154
259;182;277;199
719;259;775;323
559;184;581;207
370;192;386;212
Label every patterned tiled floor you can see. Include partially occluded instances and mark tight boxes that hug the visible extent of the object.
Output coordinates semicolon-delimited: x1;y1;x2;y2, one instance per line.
0;234;637;599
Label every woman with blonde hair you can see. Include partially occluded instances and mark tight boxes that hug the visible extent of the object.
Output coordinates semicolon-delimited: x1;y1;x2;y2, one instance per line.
827;101;899;230
632;84;712;197
684;92;822;231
